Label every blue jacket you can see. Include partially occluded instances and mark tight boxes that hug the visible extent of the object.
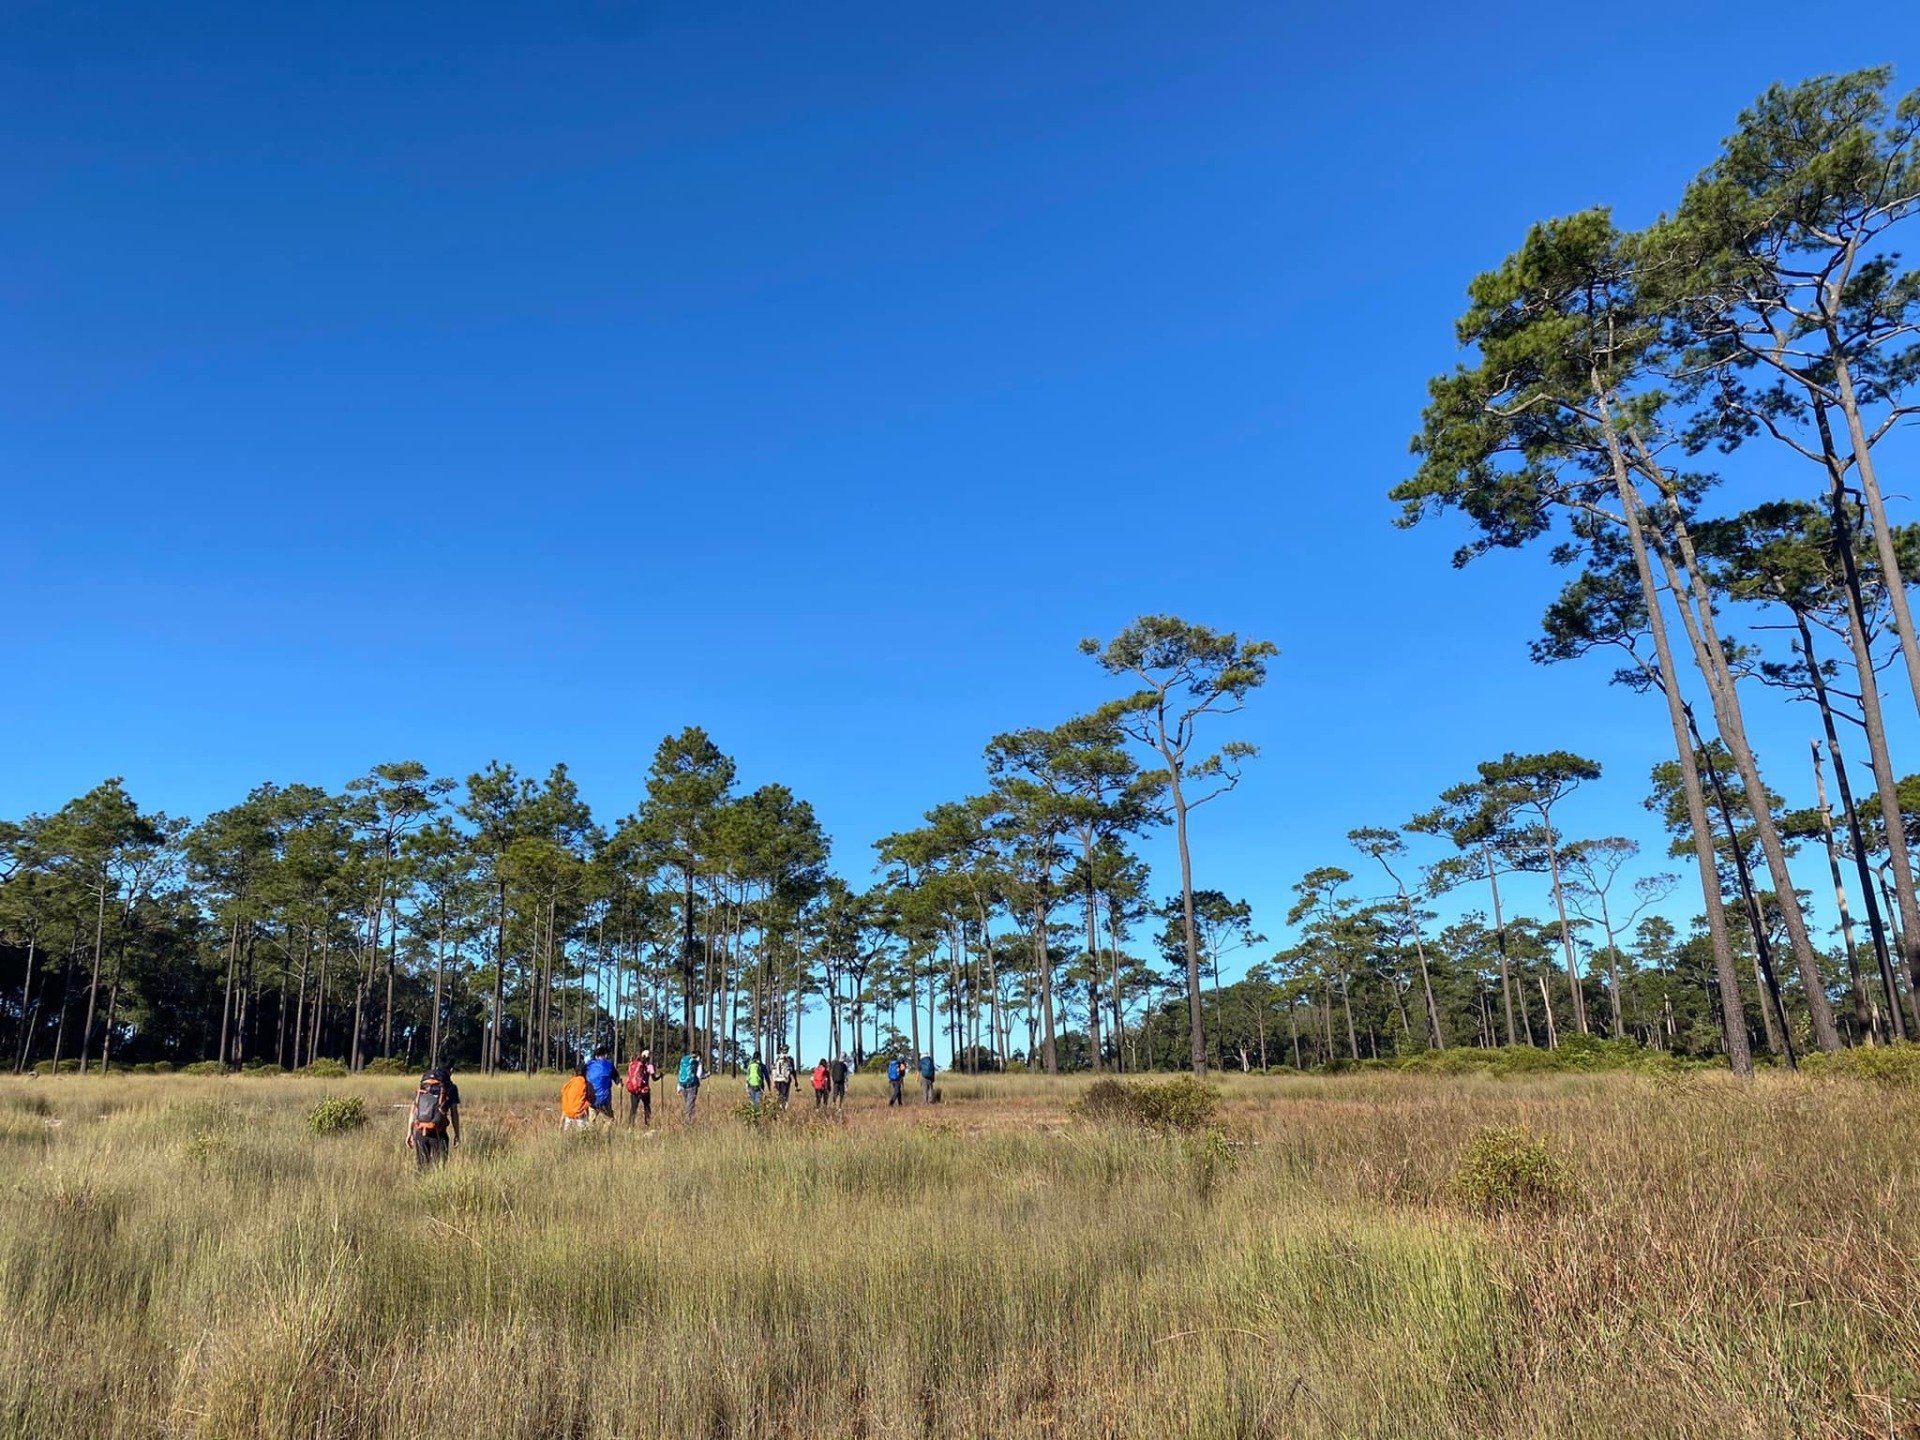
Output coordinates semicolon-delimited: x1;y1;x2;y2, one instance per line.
584;1056;617;1106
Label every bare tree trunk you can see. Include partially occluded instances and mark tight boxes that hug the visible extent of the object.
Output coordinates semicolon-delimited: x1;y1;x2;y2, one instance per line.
1167;769;1208;1077
1595;414;1748;1072
77;887;109;1075
1481;845;1517;1045
1813;739;1878;1043
1828;344;1920;720
1822;453;1920;1037
1651;507;1839;1050
1796;592;1903;1039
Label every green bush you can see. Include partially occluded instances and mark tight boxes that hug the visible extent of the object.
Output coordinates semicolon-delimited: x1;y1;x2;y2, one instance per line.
362;1057;410;1076
732;1099;792;1130
306;1095;367;1135
180;1060;225;1076
1802;1042;1920;1087
32;1060;79;1075
301;1058;349;1078
1072;1075;1219;1132
1452;1125;1577;1216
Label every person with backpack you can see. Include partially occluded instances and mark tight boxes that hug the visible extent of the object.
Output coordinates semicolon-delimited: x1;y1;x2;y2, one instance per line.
811;1058;830;1109
676;1050;705;1122
585;1045;618;1123
624;1049;659;1128
560;1063;592;1130
406;1065;461;1169
918;1052;936;1104
744;1053;768;1107
771;1050;796;1107
886;1054;905;1107
829;1053;849;1107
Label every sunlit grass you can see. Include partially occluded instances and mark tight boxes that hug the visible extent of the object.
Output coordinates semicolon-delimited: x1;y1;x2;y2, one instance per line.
0;1069;1912;1437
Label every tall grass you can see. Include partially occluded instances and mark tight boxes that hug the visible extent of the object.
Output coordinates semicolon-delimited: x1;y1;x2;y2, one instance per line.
0;1070;1912;1438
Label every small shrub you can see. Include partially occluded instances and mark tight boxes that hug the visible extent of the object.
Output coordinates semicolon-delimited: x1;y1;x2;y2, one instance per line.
301;1058;349;1078
32;1059;79;1075
1072;1075;1219;1132
180;1060;225;1076
1803;1042;1920;1087
1184;1127;1240;1201
307;1095;367;1135
362;1057;410;1076
1452;1125;1576;1216
732;1099;790;1130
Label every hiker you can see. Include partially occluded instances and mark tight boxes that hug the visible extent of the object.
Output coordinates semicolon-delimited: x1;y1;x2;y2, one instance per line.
918;1052;936;1103
886;1054;905;1107
560;1063;592;1130
406;1064;461;1168
677;1050;705;1121
811;1057;830;1108
585;1045;618;1123
744;1052;768;1107
830;1053;849;1107
771;1049;796;1107
624;1049;659;1128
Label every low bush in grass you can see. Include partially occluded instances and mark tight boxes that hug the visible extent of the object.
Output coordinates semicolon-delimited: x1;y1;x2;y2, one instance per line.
1451;1125;1577;1216
301;1058;349;1078
306;1095;367;1135
1073;1075;1219;1132
732;1099;796;1130
180;1060;225;1076
1802;1042;1920;1087
362;1057;410;1076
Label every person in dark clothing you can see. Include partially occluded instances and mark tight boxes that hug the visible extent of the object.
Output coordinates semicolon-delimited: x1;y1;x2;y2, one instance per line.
406;1066;461;1169
829;1054;849;1107
886;1055;905;1106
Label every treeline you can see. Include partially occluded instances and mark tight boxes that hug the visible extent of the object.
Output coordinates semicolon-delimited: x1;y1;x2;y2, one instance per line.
0;615;1285;1079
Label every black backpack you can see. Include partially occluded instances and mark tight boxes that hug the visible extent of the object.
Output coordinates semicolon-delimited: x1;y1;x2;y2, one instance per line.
412;1074;449;1132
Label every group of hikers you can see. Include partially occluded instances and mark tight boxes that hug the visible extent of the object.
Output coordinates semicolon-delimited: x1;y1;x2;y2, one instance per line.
558;1044;939;1126
405;1046;940;1167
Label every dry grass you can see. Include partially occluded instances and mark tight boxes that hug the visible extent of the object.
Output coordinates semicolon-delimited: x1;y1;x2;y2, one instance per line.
0;1069;1914;1439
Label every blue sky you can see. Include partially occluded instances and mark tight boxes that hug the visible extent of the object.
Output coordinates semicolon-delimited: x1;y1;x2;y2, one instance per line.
6;0;1918;985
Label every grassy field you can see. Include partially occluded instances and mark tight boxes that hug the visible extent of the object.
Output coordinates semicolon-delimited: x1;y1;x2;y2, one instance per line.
1;1068;1914;1440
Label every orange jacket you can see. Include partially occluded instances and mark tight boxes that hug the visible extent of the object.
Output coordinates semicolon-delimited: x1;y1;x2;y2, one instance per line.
812;1063;830;1091
560;1074;591;1119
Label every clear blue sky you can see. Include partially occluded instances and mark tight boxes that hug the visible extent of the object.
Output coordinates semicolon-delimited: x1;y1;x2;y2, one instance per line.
7;1;1918;982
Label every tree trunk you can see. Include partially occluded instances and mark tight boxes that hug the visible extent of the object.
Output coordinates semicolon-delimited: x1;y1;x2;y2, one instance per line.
1813;739;1878;1043
1822;450;1920;1037
77;877;109;1078
1651;503;1840;1051
1827;344;1920;721
1596;406;1749;1073
1165;766;1208;1077
1081;839;1103;1071
1480;846;1517;1046
1795;587;1903;1039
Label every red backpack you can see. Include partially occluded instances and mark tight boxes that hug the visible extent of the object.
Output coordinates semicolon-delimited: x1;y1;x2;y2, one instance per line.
625;1058;650;1096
